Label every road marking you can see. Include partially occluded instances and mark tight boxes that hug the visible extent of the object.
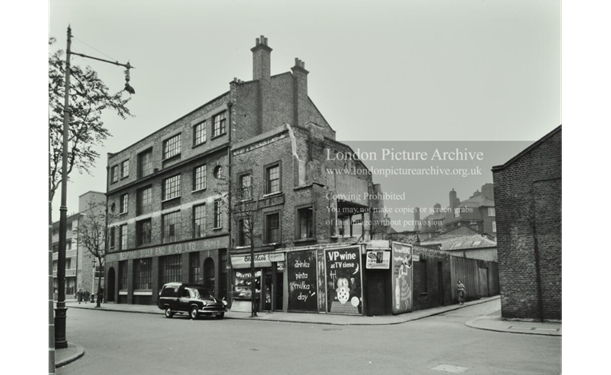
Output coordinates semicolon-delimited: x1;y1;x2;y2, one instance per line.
431;364;469;373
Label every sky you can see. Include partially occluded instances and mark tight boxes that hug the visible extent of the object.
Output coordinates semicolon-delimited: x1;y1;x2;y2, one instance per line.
48;0;561;222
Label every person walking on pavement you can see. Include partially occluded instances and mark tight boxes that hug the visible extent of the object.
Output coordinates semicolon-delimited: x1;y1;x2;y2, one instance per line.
84;290;90;304
457;280;466;305
77;289;83;304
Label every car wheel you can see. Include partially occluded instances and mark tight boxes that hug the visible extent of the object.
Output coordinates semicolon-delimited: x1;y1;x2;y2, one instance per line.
215;313;224;320
190;306;199;320
164;308;174;318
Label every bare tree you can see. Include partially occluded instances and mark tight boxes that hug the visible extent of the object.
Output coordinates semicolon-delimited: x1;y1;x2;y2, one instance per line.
230;174;264;317
77;200;112;307
49;40;133;201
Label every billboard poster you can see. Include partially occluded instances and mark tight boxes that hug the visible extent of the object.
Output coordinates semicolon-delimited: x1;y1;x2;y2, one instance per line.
366;250;391;269
391;242;413;314
325;247;362;315
287;250;318;312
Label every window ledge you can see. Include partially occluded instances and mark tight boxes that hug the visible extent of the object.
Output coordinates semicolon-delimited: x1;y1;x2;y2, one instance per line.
263;242;280;246
211;133;227;140
162;196;181;203
213;227;223;231
263;192;282;198
119;211;128;216
192;188;207;194
294;238;316;243
235;245;250;250
121;176;129;180
192;141;207;149
162;154;181;163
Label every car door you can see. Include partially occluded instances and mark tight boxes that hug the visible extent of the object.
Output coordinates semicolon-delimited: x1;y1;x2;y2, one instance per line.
178;287;192;312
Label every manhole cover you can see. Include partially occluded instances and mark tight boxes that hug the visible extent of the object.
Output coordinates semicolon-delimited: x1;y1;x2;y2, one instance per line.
431;364;468;373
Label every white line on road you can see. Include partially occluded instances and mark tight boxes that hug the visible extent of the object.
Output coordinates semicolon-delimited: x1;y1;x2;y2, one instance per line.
431;364;469;373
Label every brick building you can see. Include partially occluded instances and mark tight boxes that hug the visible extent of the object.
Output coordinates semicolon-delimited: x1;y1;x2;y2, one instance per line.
492;125;561;321
417;183;497;240
52;191;106;298
103;36;382;313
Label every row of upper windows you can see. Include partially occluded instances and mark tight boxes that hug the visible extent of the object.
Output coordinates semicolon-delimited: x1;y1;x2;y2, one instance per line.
109;111;228;185
111;164;224;215
236;207;314;247
109;200;224;250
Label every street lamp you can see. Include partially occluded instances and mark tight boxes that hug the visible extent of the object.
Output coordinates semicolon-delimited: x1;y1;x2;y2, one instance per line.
54;25;135;349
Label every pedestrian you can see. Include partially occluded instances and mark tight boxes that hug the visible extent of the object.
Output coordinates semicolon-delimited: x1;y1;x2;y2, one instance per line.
77;289;83;304
99;287;105;304
90;292;95;303
84;290;90;303
457;280;466;305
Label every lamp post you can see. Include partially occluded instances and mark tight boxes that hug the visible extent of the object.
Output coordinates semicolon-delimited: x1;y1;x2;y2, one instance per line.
54;25;135;349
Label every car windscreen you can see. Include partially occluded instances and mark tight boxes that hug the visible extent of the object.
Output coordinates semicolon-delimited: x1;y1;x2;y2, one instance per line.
187;288;213;299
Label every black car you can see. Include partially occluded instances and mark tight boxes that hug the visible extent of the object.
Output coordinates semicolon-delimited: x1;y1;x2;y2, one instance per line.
158;283;227;319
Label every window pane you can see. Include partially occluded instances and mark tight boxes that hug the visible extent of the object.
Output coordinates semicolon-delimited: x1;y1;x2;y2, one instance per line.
160;255;182;285
194;122;206;145
163;175;181;200
163;134;181;159
137;187;152;215
134;258;152;290
138;150;153;178
137;220;152;246
267;165;279;193
213;112;227;137
193;205;205;238
240;174;251;199
298;208;313;239
163;211;181;243
214;200;222;228
194;165;207;191
267;213;279;243
121;160;129;178
120;224;127;250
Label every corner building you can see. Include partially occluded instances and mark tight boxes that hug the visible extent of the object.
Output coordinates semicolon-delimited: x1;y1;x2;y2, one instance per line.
105;36;380;313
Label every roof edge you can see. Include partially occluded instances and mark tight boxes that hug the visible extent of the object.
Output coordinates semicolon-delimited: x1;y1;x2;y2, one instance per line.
492;125;562;172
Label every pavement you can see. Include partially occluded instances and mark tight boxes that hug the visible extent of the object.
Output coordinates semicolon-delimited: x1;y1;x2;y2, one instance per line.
55;295;561;368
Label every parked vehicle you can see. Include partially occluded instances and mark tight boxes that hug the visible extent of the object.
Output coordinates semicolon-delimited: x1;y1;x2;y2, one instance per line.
158;283;227;320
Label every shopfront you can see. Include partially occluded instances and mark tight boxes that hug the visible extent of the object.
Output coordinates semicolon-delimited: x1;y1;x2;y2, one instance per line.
230;252;285;312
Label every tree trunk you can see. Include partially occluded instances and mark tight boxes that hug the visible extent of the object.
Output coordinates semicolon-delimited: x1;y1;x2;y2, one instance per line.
96;257;102;308
250;242;257;317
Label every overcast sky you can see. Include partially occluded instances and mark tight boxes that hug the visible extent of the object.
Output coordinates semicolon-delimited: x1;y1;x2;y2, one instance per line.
49;0;561;221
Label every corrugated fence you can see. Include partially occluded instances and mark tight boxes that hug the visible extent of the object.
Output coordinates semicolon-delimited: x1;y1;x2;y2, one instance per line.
450;257;499;302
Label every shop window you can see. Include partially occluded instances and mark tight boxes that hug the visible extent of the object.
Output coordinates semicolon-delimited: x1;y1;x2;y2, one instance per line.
234;269;262;300
118;261;128;290
189;252;201;284
134;258;152;290
204;258;215;293
159;255;182;285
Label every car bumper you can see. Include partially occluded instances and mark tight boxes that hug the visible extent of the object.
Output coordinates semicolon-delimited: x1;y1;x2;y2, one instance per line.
197;306;226;315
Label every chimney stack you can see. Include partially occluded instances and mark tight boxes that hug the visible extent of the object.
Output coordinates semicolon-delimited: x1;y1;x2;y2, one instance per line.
251;36;273;134
251;35;272;81
291;57;309;126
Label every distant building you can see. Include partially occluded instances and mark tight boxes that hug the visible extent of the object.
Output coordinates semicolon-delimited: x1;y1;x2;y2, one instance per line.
417;184;497;240
52;191;106;298
419;226;497;262
492;125;561;321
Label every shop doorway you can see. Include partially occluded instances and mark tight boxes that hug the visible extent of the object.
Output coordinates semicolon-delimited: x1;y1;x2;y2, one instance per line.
107;267;115;302
204;258;215;294
366;270;389;316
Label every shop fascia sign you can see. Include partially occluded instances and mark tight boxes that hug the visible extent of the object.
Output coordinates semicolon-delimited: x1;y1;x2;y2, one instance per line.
231;252;285;268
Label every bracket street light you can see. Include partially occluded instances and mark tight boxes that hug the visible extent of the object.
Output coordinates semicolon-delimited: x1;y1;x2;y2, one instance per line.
54;25;135;350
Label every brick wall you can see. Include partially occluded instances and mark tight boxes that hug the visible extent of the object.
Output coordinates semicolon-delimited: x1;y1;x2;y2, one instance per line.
492;127;561;321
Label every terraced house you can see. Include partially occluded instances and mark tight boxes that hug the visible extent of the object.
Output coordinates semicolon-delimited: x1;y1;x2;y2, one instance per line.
104;36;382;313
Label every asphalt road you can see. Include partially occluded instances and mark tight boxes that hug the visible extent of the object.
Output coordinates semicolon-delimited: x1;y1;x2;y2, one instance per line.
58;300;561;375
